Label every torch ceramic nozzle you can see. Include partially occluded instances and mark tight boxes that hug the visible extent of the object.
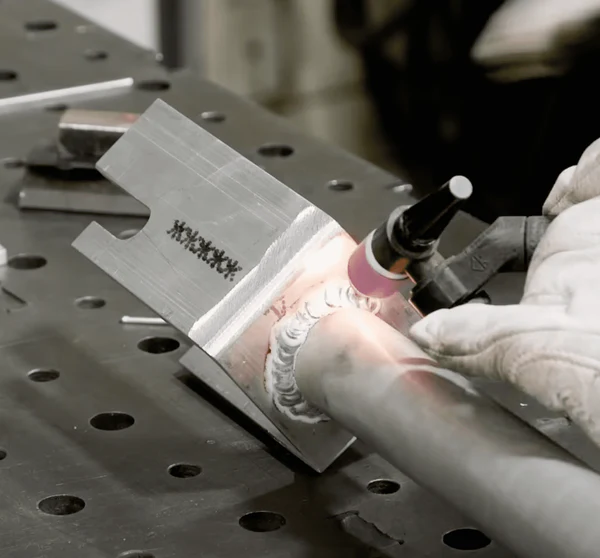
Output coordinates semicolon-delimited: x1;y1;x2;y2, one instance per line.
348;231;406;299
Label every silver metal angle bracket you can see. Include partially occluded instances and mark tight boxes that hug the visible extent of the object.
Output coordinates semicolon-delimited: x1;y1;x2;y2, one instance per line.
73;99;418;471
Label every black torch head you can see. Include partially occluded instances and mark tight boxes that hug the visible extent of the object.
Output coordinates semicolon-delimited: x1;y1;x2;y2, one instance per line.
394;176;473;253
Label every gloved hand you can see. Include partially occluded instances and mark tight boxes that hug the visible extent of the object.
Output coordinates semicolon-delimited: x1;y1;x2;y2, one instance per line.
473;0;600;76
410;138;600;445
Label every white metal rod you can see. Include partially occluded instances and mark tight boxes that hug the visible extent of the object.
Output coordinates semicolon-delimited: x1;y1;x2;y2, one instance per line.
295;308;600;558
0;78;134;115
120;316;166;325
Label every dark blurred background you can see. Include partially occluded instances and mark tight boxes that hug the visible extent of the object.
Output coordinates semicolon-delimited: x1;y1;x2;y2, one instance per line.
55;0;600;223
330;0;600;222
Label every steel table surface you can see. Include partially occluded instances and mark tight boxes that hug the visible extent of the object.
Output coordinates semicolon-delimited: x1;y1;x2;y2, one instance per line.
0;2;597;557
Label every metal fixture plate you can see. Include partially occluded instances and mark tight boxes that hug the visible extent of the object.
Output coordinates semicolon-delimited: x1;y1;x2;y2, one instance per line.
18;165;149;216
73;100;419;471
1;1;599;557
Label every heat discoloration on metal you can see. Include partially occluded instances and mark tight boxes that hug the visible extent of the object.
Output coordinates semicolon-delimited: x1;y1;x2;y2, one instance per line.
73;99;419;471
265;281;380;424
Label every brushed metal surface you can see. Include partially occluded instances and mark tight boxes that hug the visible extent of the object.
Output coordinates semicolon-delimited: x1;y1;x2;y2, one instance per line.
73;100;419;471
18;165;149;216
71;100;357;471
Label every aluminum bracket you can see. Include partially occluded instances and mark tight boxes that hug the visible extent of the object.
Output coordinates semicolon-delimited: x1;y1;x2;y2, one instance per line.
73;99;419;471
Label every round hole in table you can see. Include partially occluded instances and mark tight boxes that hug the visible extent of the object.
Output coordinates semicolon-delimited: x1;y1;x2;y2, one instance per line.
138;337;180;354
90;412;135;431
0;70;18;81
239;511;286;532
168;463;202;479
25;20;58;32
84;49;108;61
367;479;400;495
443;528;492;551
327;179;354;192
8;254;47;270
38;495;85;516
28;369;60;382
136;79;171;92
258;144;294;158
75;296;106;309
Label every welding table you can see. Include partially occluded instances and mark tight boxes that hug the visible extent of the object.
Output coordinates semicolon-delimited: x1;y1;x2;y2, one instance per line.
0;2;599;557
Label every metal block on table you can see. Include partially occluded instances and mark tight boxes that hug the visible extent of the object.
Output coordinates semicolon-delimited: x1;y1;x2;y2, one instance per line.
18;167;149;216
18;110;147;216
58;109;139;165
73;99;418;471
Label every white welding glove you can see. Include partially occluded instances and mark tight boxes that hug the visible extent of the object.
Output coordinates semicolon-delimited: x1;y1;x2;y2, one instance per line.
410;138;600;446
473;0;600;73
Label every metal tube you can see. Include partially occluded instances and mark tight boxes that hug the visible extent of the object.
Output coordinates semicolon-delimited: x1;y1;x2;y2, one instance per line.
120;316;167;326
295;308;600;558
0;78;134;115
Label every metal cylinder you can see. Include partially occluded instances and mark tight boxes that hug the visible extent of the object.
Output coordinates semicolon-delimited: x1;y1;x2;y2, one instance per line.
295;308;600;558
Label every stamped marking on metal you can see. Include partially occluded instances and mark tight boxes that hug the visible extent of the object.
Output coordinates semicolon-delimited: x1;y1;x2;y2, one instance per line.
166;220;243;281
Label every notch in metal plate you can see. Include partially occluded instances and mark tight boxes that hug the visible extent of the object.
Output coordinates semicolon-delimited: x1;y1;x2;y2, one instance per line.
73;99;418;471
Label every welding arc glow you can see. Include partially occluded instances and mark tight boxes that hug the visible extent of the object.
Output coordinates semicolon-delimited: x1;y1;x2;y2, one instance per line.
301;235;352;276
